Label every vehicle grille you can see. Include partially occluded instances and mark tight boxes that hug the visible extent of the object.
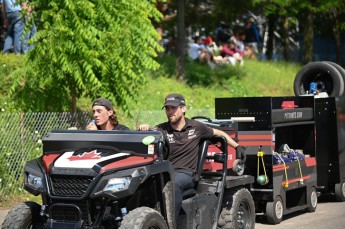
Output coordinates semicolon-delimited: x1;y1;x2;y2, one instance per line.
50;200;91;223
49;175;94;197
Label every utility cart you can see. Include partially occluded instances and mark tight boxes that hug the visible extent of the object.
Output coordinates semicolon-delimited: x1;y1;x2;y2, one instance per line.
215;96;318;224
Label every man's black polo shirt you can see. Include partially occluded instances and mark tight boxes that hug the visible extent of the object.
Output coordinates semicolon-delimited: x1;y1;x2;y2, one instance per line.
156;118;213;172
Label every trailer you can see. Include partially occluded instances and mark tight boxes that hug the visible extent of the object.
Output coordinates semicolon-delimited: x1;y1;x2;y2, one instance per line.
214;96;320;224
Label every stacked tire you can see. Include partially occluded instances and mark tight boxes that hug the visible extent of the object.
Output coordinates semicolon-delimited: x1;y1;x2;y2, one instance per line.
294;61;345;97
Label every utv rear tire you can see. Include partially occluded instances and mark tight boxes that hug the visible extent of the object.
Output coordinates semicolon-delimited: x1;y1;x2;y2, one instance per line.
120;207;168;229
217;188;255;229
293;61;344;97
2;201;43;229
266;196;283;224
306;187;318;212
335;181;345;202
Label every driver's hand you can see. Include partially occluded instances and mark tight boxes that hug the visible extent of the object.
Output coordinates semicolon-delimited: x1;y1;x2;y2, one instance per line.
138;124;150;131
86;123;97;130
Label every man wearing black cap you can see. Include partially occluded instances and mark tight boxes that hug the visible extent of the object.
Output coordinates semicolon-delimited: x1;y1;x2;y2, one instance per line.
139;93;245;223
86;98;130;131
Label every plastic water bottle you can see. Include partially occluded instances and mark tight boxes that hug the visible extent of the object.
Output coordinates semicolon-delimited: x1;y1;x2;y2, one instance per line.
90;120;96;125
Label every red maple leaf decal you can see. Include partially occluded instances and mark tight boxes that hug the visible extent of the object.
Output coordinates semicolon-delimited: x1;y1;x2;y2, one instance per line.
67;150;102;161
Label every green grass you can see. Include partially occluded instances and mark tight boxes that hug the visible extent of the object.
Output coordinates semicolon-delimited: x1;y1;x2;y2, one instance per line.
125;56;301;111
0;54;302;112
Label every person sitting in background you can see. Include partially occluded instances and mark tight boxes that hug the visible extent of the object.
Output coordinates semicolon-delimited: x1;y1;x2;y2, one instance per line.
188;35;216;69
86;98;130;131
201;36;228;65
220;39;244;66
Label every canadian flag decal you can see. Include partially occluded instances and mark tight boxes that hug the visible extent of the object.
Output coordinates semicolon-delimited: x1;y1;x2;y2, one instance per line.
67;150;102;161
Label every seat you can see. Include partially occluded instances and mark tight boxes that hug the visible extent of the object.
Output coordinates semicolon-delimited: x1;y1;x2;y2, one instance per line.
182;140;209;198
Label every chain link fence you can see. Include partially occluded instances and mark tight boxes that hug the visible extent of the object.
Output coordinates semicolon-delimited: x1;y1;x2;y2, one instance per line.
0;109;213;195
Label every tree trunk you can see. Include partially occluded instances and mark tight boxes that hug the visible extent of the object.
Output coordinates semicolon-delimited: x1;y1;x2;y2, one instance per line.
301;11;314;65
330;9;341;65
281;15;290;62
176;0;185;81
265;14;276;61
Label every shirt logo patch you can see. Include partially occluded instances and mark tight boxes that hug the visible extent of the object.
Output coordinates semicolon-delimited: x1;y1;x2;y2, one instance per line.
167;134;175;143
188;129;196;139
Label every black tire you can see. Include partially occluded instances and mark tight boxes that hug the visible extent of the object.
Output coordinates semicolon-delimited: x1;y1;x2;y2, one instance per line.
2;201;43;229
306;187;318;212
324;61;345;96
266;196;284;224
119;207;168;229
217;188;255;229
335;181;345;202
162;181;175;229
293;61;344;97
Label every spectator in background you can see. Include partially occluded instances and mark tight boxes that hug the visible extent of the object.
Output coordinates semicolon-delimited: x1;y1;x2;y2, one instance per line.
215;21;232;46
244;17;262;57
21;1;36;53
1;0;25;53
1;0;36;54
220;39;244;66
155;1;176;50
188;35;216;69
235;30;256;60
202;36;228;65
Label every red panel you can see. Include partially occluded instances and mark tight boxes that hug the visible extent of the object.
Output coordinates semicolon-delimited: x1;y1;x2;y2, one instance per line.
42;154;60;173
240;142;273;146
304;157;317;167
203;144;236;171
100;156;155;173
238;135;272;140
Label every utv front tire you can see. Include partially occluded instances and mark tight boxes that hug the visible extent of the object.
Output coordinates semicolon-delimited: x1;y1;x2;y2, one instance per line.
2;201;43;229
217;188;255;229
120;207;168;229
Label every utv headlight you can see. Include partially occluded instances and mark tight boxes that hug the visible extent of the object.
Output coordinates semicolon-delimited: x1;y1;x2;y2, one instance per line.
103;177;132;193
27;173;43;189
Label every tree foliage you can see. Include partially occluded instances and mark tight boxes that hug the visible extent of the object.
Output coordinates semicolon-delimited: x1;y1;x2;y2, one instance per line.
10;0;163;113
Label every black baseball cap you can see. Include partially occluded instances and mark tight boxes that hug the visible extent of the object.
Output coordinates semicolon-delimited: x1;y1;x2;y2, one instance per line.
162;93;186;109
92;98;113;110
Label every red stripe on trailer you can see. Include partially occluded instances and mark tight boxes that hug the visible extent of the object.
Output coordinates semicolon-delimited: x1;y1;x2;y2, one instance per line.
281;175;311;186
43;154;60;173
239;141;273;146
304;157;317;167
273;164;290;172
238;135;272;140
